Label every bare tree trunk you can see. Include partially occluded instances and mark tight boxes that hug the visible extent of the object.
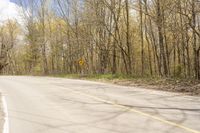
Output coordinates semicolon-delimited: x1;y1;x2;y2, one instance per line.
156;0;168;76
139;0;144;76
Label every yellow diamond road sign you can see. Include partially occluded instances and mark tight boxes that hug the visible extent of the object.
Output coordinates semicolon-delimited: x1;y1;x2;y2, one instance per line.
79;59;84;66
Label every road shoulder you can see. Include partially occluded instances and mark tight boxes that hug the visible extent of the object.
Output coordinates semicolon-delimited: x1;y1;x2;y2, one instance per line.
48;74;200;95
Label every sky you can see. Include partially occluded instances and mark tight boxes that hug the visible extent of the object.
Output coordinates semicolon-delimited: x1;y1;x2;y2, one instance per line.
0;0;57;25
0;0;24;24
10;0;20;3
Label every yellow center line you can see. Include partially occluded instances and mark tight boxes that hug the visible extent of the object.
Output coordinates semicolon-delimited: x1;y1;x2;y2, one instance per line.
66;88;200;133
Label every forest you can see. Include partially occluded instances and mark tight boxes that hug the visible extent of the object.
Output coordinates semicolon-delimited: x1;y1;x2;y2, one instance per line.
0;0;200;80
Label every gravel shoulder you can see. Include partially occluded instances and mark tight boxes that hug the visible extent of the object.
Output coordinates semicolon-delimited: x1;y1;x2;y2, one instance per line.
0;94;4;133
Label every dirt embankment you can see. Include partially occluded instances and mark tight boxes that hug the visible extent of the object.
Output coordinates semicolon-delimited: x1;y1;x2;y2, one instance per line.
109;79;200;96
0;94;4;133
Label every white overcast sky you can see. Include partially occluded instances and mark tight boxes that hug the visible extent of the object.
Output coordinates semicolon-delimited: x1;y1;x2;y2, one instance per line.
0;0;23;24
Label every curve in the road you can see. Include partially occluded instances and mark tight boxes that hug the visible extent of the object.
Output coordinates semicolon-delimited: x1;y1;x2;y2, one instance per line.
64;86;200;133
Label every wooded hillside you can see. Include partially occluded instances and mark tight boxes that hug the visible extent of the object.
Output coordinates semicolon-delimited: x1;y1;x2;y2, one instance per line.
1;0;200;80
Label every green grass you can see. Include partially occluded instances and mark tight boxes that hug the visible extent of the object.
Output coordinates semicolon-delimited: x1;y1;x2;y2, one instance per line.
49;73;162;82
84;74;132;80
49;73;199;86
50;73;133;80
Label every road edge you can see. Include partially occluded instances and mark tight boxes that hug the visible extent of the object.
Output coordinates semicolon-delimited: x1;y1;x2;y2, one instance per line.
2;96;9;133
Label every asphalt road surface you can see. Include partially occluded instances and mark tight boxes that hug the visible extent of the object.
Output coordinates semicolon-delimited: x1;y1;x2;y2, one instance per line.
0;76;200;133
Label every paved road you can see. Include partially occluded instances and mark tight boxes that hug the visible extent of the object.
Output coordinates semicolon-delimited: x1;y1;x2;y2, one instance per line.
0;76;200;133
